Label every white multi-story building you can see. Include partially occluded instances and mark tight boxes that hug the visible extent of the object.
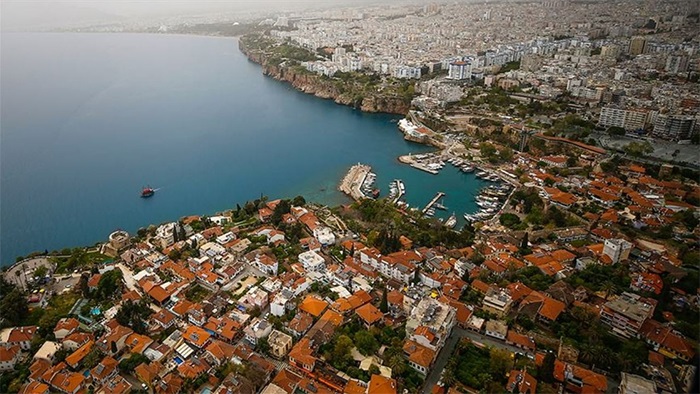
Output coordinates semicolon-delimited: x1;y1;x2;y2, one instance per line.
600;292;655;338
298;250;326;272
243;318;272;346
312;227;336;246
598;106;649;131
406;298;456;352
393;65;422;79
603;238;633;264
482;288;514;317
653;114;696;141
448;60;472;80
270;290;294;317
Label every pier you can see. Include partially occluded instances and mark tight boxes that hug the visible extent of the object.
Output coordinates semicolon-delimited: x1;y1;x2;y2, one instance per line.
392;180;405;204
410;163;439;175
339;164;372;201
422;192;446;214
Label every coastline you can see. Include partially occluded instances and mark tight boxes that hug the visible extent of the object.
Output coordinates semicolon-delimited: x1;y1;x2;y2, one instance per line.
1;32;441;265
238;38;411;116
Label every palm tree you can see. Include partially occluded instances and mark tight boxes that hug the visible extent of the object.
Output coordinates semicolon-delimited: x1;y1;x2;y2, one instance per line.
577;343;596;365
601;281;615;300
14;270;22;291
388;355;406;375
442;367;456;389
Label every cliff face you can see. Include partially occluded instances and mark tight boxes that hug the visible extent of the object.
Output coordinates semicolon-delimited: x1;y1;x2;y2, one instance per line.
240;42;410;115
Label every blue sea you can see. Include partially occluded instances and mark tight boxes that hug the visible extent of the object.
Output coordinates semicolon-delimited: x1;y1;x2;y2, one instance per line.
0;32;488;265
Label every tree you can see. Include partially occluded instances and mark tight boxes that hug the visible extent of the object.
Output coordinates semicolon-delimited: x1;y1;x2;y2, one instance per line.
96;269;123;301
34;266;48;278
442;366;456;389
499;147;514;162
82;347;105;369
119;353;150;373
520;232;529;250
354;330;379;356
331;335;354;370
607;126;626;136
539;351;555;383
499;213;521;229
271;199;292;226
388;355;406;375
413;267;421;285
291;195;306;207
79;273;90;298
115;300;151;334
601;281;615;300
256;337;270;355
623;141;654;157
0;282;28;327
379;287;388;313
489;348;514;383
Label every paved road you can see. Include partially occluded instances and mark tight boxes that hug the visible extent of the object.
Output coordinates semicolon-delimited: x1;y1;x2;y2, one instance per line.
116;263;139;292
48;274;81;294
422;327;533;393
5;257;54;290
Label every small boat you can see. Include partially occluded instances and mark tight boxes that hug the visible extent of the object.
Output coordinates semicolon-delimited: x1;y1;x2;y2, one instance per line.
141;186;155;198
445;213;457;228
434;203;448;211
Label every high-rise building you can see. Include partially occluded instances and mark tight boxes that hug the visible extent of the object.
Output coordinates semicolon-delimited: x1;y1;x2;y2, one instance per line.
600;45;620;59
629;36;647;56
665;55;689;73
448;60;472;80
653;114;697;141
598;106;649;130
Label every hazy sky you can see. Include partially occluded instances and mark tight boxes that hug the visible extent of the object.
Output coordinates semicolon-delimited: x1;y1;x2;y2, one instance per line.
1;0;380;30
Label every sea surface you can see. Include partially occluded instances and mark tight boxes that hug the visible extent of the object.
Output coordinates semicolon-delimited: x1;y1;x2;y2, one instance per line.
1;32;488;265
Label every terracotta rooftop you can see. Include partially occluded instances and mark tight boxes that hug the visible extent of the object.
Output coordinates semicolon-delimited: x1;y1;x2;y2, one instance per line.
299;295;329;317
355;303;383;326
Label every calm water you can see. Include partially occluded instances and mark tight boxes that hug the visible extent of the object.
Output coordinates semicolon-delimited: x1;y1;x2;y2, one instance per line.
1;32;488;265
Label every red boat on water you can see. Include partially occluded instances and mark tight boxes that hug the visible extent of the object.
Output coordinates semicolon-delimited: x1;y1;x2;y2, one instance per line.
141;186;155;198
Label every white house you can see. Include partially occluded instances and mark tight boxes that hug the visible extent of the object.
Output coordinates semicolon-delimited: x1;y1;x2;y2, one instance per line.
270;291;293;317
0;345;20;372
243;318;272;346
299;250;326;272
484;320;508;340
313;227;336;246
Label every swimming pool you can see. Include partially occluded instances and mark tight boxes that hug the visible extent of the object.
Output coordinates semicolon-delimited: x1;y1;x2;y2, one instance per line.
173;356;184;365
91;307;101;316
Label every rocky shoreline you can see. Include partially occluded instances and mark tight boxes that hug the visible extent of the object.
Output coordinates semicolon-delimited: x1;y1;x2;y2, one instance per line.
238;40;411;115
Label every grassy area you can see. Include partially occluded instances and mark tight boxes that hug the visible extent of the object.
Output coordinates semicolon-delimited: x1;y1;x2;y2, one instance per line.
52;249;111;274
21;291;81;327
185;284;212;302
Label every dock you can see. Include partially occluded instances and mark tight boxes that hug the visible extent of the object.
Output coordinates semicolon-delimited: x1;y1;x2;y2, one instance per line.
392;180;405;204
410;163;439;175
339;164;371;201
422;191;446;214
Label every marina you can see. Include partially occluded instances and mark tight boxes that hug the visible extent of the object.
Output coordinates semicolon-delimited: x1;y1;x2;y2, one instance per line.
422;191;446;215
339;164;372;201
388;179;406;204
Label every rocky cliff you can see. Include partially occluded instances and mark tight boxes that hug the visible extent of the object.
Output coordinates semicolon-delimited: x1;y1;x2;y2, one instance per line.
239;42;411;115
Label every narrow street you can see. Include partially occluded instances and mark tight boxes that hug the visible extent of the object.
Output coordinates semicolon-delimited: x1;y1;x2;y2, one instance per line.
422;327;533;393
116;263;139;293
